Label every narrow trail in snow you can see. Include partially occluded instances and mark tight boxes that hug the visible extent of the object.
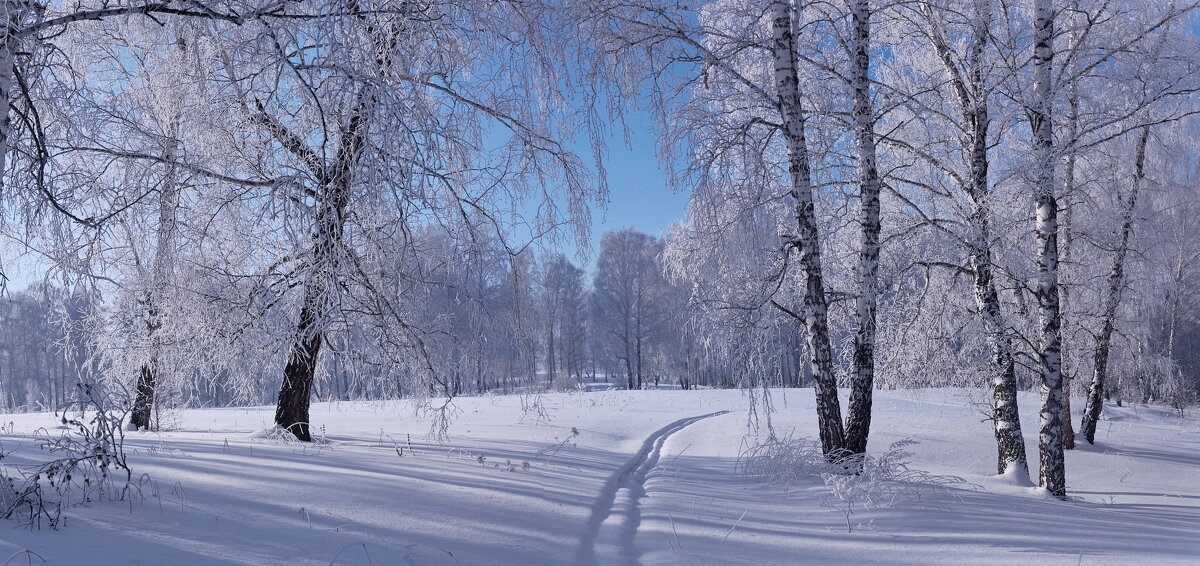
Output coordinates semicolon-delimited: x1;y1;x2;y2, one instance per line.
575;410;730;566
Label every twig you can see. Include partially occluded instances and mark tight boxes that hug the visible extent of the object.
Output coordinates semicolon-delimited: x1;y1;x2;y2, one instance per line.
717;511;747;549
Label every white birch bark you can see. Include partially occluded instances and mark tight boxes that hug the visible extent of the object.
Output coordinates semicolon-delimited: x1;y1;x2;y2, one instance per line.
769;0;845;456
0;1;22;182
846;0;880;456
1031;0;1066;498
1058;2;1081;450
1080;126;1149;444
922;0;1029;479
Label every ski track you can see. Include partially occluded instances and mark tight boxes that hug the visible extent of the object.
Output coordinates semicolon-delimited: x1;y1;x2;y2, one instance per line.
576;410;730;566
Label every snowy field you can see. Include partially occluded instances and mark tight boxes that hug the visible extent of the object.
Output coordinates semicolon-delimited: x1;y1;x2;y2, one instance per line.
0;388;1197;565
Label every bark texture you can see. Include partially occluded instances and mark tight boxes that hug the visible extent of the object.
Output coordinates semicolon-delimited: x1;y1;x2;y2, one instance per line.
845;0;881;457
132;75;183;431
1031;0;1066;498
273;91;367;440
1058;0;1081;450
0;2;21;184
1081;126;1149;444
276;291;325;441
769;0;845;456
923;1;1029;478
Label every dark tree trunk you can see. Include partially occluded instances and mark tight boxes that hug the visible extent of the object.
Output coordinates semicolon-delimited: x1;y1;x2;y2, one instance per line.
271;174;347;441
131;358;156;430
132;302;161;430
268;70;371;439
276;295;323;442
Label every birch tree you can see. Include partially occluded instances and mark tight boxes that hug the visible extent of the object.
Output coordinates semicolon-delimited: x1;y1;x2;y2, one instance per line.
841;0;883;456
1025;0;1067;499
567;0;887;454
767;0;845;453
1078;7;1198;439
1078;127;1149;443
893;0;1030;478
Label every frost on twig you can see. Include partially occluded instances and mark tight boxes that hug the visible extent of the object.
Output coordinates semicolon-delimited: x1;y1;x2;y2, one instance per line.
1;383;134;530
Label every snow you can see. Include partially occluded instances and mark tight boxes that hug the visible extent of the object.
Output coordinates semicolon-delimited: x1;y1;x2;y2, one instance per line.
0;388;1197;565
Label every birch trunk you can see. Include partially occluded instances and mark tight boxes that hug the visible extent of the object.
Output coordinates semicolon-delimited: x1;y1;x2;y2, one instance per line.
923;0;1029;478
1080;126;1150;444
1031;0;1066;498
1058;1;1081;450
968;107;1028;477
770;0;845;456
0;2;21;185
845;0;880;457
967;121;1027;476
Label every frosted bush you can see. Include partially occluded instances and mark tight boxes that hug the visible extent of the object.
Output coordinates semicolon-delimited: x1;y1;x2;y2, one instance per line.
828;439;968;507
736;434;838;491
739;436;970;532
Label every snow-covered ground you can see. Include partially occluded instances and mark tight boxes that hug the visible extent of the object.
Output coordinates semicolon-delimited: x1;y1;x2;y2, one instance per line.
0;388;1197;565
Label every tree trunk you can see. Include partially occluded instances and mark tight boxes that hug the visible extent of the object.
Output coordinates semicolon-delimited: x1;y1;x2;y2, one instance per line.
968;102;1028;477
1081;126;1149;444
274;162;351;441
130;356;157;430
0;4;19;187
1031;0;1066;499
269;61;374;439
547;322;556;388
635;330;643;390
845;0;881;457
276;296;323;441
132;105;182;431
923;0;1029;479
1058;2;1081;451
769;0;845;456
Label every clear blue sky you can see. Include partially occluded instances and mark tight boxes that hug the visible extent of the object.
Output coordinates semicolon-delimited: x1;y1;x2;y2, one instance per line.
583;111;690;263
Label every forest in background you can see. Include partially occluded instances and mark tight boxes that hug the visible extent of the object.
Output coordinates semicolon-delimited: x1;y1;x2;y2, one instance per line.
4;217;1196;413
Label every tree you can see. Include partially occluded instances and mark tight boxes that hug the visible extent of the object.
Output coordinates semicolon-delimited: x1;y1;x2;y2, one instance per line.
767;0;845;454
893;0;1031;478
1078;127;1150;443
844;0;883;456
540;253;588;386
204;1;600;440
1075;3;1194;443
1021;0;1067;499
593;229;673;390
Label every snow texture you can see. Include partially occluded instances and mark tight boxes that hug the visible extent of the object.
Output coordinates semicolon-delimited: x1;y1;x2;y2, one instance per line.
0;389;1196;565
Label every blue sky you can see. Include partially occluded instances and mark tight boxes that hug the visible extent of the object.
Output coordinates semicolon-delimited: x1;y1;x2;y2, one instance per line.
583;111;690;264
0;113;688;291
